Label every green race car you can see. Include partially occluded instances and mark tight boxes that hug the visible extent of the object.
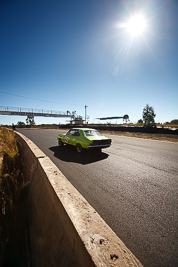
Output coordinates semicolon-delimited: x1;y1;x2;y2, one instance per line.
57;128;112;153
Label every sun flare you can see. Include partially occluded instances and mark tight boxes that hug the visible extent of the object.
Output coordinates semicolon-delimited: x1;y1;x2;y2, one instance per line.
127;14;147;37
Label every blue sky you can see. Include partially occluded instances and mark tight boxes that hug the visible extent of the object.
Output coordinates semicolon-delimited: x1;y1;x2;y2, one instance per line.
0;0;178;125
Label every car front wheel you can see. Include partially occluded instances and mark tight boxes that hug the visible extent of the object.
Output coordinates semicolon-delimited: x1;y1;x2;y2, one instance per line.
76;143;83;153
58;138;63;147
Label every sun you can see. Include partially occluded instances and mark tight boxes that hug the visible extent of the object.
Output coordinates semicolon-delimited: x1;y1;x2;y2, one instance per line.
126;14;147;37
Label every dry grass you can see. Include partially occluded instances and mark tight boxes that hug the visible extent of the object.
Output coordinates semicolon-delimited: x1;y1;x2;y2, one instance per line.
0;128;22;209
101;131;178;143
1;127;19;159
0;129;3;174
0;127;27;265
121;133;178;142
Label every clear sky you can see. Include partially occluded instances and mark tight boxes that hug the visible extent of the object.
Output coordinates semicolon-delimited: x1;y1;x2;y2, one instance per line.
0;0;178;125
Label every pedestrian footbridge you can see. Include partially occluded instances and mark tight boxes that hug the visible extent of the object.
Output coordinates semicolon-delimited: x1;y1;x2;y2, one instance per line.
0;106;74;118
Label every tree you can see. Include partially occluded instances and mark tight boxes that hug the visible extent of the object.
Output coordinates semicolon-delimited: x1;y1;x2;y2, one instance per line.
170;119;178;125
17;121;26;128
142;104;156;126
137;119;143;124
123;114;129;123
26;115;35;127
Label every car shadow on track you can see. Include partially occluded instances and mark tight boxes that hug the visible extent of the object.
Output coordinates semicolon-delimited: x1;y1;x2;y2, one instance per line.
49;145;109;164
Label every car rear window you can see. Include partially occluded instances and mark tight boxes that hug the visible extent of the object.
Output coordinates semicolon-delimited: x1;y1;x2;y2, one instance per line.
84;130;102;137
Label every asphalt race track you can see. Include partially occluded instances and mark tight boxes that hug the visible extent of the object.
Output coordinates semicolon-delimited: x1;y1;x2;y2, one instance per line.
17;129;178;267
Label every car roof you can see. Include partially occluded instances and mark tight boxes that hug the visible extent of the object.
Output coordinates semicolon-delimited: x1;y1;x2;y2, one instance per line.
71;128;96;131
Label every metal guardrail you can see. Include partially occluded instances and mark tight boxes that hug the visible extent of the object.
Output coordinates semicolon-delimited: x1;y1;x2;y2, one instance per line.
0;106;74;118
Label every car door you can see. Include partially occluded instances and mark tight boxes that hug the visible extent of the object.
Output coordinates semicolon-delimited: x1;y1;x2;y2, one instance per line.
65;130;74;144
69;129;81;146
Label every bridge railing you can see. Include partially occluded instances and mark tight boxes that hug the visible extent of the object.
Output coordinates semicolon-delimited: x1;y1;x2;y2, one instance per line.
0;106;73;117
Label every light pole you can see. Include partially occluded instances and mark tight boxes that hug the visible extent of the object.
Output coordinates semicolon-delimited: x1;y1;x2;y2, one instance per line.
85;105;88;124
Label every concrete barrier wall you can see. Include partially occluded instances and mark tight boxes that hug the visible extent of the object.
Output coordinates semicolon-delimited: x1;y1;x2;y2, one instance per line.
15;131;143;267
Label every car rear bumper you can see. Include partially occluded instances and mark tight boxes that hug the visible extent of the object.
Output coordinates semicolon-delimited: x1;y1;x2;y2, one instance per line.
88;144;111;148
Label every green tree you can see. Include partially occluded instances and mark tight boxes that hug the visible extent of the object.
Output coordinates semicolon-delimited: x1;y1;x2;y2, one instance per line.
123;114;129;123
26;115;35;127
142;104;156;126
137;119;143;124
170;119;178;125
17;121;26;128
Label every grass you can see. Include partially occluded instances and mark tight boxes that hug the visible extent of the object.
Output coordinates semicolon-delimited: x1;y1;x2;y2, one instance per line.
100;130;178;143
117;132;178;142
0;127;28;266
0;130;3;176
0;128;22;210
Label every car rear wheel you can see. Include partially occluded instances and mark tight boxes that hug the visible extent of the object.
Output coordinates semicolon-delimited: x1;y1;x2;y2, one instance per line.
76;143;83;153
58;138;63;147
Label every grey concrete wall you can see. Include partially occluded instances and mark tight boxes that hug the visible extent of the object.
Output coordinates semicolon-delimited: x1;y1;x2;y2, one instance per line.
15;131;143;267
